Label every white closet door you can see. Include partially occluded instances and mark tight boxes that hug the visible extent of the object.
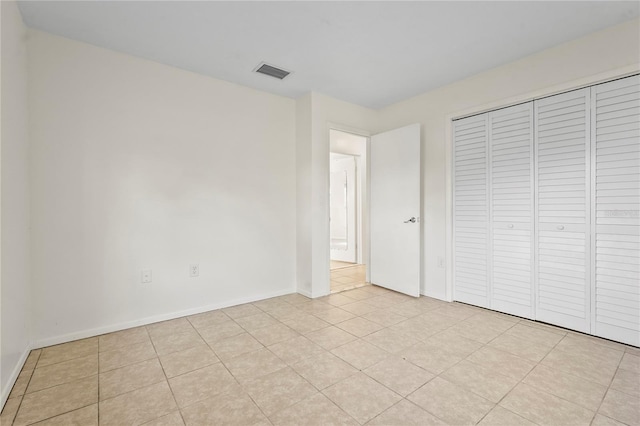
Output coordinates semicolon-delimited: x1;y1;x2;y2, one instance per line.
591;75;640;346
490;103;535;318
535;88;591;333
453;114;490;307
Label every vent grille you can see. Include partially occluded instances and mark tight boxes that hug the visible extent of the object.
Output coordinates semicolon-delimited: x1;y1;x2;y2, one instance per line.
254;63;290;80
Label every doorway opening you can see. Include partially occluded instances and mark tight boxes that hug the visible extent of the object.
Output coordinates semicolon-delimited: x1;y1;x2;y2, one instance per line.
329;129;368;294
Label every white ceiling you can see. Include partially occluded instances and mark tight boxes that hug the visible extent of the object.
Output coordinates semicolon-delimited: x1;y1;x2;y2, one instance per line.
17;1;639;109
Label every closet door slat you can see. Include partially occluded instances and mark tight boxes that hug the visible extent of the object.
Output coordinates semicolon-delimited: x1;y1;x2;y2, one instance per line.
535;88;591;333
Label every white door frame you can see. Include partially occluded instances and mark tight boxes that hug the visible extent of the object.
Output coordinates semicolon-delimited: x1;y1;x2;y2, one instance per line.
327;124;371;285
445;66;639;303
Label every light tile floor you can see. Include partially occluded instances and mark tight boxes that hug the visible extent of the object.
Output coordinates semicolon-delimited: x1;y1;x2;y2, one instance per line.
331;264;368;294
330;261;354;270
2;287;639;426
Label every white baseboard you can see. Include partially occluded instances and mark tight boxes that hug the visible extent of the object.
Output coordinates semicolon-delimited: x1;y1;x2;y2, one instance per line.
297;287;313;298
32;287;296;349
422;290;449;302
1;343;32;410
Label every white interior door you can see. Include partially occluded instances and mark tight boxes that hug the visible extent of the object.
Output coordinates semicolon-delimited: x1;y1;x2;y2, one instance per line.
370;124;421;297
330;155;357;263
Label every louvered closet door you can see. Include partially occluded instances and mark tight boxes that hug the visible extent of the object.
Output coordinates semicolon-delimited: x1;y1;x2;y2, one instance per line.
490;103;535;318
591;75;640;346
454;114;490;307
535;88;591;333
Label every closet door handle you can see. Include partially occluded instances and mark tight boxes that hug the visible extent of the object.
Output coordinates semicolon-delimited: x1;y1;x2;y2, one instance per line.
507;224;514;229
557;225;565;230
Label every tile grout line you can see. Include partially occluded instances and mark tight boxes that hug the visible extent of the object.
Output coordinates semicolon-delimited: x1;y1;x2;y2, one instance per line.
9;349;40;426
187;310;275;424
19;348;101;425
322;301;467;425
531;333;631;422
27;341;99;368
14;354;100;397
144;325;184;425
357;304;495;423
401;306;600;424
9;348;102;425
485;324;630;425
276;389;360;425
404;310;523;425
236;296;394;424
22;402;97;426
234;299;330;424
590;347;626;426
471;319;564;426
17;355;99;425
97;337;100;425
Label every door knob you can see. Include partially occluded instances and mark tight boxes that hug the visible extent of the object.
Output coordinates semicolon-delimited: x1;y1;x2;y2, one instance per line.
508;224;514;228
404;217;417;223
557;225;565;230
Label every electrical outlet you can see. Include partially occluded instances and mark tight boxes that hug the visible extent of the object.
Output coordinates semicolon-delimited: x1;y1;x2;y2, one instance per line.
190;264;199;277
437;257;445;268
141;269;152;283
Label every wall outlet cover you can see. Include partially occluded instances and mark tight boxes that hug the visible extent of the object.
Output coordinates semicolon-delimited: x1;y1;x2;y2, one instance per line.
190;264;199;277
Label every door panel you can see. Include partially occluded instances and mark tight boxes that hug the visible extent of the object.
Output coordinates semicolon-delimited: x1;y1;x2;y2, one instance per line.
489;103;535;318
370;124;421;297
591;75;640;346
453;114;490;307
535;88;591;333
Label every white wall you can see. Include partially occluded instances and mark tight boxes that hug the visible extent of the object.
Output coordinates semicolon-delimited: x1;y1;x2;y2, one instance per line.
28;31;297;346
377;19;640;299
1;0;31;405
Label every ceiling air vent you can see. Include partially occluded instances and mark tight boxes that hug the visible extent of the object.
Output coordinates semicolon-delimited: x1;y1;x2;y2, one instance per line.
254;62;291;80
